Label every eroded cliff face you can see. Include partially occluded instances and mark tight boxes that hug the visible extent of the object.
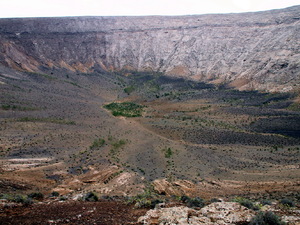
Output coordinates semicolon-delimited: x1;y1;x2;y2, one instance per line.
0;6;299;92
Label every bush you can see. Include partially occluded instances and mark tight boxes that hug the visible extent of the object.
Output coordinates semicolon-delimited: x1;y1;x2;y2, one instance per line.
241;199;255;209
279;199;295;207
59;196;68;201
162;147;173;158
124;86;135;95
101;195;113;201
27;192;44;200
14;195;27;203
51;191;60;197
135;199;152;208
127;186;162;209
23;197;33;206
151;199;163;208
0;194;33;205
104;102;144;117
261;199;272;206
233;197;260;211
249;211;285;225
210;198;222;203
180;195;191;203
90;138;105;149
112;140;126;149
132;198;162;209
15;195;33;206
187;197;204;208
180;195;204;208
84;192;98;202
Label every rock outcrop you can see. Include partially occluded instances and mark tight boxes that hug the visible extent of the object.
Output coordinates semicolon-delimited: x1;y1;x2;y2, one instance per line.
0;6;299;92
152;179;196;196
138;202;255;225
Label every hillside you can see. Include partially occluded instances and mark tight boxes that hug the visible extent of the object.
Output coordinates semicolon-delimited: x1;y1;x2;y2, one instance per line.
0;6;299;92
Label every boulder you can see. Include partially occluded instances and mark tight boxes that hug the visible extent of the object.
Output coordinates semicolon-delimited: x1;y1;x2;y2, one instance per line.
138;202;255;225
199;202;254;224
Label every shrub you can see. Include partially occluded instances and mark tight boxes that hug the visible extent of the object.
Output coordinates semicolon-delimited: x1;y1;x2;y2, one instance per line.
59;196;68;201
187;197;204;208
14;195;27;203
127;186;162;209
132;198;162;209
28;192;44;200
51;191;60;197
151;199;163;208
210;198;222;203
23;197;33;206
249;211;285;225
180;195;205;208
261;199;272;206
164;148;173;158
180;195;191;203
90;138;105;149
0;194;33;205
1;104;10;110
124;86;135;95
135;199;152;208
84;192;98;202
1;194;12;202
1;104;36;111
104;102;144;117
112;140;126;149
241;199;255;209
101;195;113;200
18;117;75;125
233;197;259;210
279;199;295;207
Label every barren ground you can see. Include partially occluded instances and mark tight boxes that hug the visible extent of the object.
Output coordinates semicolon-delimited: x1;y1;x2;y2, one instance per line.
1;69;299;204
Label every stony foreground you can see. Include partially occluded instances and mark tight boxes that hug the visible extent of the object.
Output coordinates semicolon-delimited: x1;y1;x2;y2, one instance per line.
1;199;300;225
138;201;300;225
138;202;254;225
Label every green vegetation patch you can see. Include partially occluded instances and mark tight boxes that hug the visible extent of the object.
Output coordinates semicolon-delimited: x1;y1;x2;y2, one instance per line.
180;195;205;208
104;102;144;117
84;192;98;202
126;186;162;209
162;147;173;158
1;104;37;111
109;139;126;163
90;138;105;149
17;117;75;125
250;211;286;225
279;198;295;207
124;85;135;95
26;72;57;80
287;102;300;111
232;197;260;210
64;80;82;88
112;139;126;149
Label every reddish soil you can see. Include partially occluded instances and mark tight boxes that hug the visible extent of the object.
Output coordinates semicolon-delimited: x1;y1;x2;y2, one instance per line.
0;200;147;225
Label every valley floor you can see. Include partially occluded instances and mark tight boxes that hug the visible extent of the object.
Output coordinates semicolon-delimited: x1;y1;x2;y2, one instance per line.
0;69;299;201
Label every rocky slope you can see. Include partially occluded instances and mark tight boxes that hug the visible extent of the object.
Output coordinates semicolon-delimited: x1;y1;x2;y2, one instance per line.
0;6;299;92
